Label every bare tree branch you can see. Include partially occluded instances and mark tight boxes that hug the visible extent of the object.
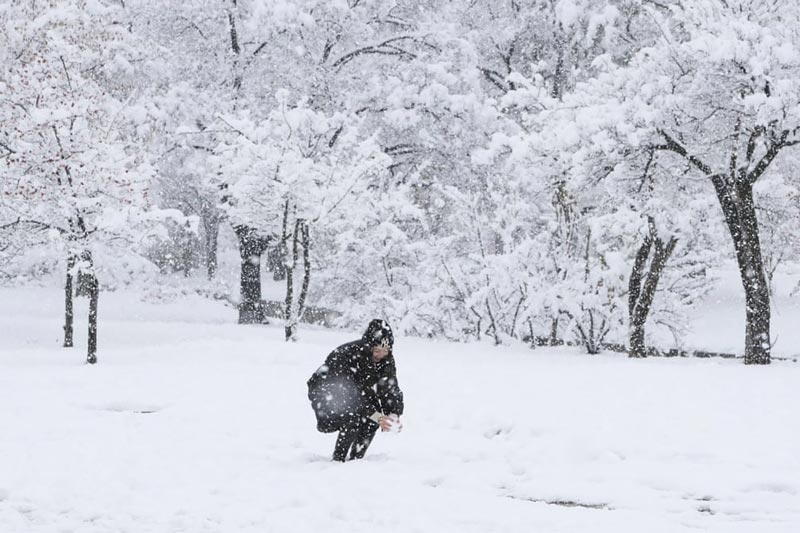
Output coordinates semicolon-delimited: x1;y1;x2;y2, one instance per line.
655;129;713;175
331;35;425;69
746;129;792;184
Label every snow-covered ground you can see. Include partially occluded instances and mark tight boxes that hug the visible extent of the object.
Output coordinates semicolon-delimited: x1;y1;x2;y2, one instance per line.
1;286;799;532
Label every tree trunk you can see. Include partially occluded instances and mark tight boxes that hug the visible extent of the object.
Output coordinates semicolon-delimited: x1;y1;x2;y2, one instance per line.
743;281;770;364
182;223;193;277
509;291;525;339
206;227;218;279
63;254;75;348
527;318;536;349
204;216;220;280
628;219;677;358
87;274;98;364
551;44;566;100
470;308;482;341
235;225;269;324
736;183;771;364
628;231;653;340
284;218;300;341
629;323;646;359
296;221;311;323
549;317;559;345
75;249;94;297
485;298;501;345
710;175;771;364
267;244;287;281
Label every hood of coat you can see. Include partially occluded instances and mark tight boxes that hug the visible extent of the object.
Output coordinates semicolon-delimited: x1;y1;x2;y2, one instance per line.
362;319;394;350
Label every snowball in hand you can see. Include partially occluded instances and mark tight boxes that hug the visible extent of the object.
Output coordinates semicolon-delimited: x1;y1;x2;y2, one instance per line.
385;414;402;433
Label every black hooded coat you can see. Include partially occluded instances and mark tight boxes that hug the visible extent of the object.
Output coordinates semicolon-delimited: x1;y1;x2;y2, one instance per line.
307;320;404;433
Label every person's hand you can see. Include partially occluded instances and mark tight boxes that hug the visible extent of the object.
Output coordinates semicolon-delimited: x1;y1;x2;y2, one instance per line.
379;414;401;432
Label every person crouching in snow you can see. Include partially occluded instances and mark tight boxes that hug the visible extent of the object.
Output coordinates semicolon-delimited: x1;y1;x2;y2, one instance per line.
307;319;404;462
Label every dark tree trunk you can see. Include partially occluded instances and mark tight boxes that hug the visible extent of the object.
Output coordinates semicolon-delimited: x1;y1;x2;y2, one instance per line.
628;218;677;358
549;317;559;345
296;221;311;325
284;217;300;341
709;174;771;364
551;44;566;100
87;274;98;364
509;291;525;339
181;223;193;277
203;215;220;280
485;299;501;345
527;318;536;349
75;250;94;297
470;308;482;341
63;254;75;348
283;217;311;341
629;321;646;359
235;225;270;324
628;239;652;358
267;244;287;281
734;182;771;364
206;225;218;279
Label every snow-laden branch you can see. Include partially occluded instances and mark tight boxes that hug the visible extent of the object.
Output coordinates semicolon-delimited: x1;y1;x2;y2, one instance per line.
330;35;431;69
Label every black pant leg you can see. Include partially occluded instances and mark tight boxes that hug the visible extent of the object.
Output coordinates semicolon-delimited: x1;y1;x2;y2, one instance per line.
348;418;379;460
329;386;381;461
333;425;358;462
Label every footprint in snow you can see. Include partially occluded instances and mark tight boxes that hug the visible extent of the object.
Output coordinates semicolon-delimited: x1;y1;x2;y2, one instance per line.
483;425;513;439
93;403;163;414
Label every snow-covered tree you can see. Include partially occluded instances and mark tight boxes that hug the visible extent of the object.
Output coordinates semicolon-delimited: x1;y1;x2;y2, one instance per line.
3;0;799;364
585;1;800;363
0;0;161;363
210;97;390;338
